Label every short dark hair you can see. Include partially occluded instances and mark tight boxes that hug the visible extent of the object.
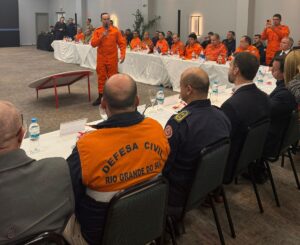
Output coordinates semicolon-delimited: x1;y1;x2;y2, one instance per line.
255;34;261;38
273;13;282;20
273;55;286;73
233;52;260;80
229;31;235;36
243;35;252;45
103;76;137;110
189;33;197;40
101;12;109;18
87;18;91;22
208;32;214;35
160;32;165;37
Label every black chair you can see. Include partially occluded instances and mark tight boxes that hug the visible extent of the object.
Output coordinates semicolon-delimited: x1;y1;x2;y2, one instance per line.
168;138;235;245
231;119;270;213
23;232;67;245
263;110;300;207
101;177;168;245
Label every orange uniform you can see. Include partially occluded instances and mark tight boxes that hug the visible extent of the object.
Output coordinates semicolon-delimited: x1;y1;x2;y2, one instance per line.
204;43;227;61
156;39;169;54
171;41;185;57
261;25;290;65
91;26;126;93
75;33;84;42
235;45;260;61
184;43;204;59
77;117;170;192
130;37;142;50
141;38;154;52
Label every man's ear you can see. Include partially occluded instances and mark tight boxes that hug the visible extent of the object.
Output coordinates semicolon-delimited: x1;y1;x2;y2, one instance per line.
18;127;26;144
135;96;140;107
233;65;239;76
186;84;193;95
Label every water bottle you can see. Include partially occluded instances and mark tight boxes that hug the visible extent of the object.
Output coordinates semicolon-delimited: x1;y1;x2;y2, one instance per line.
211;81;219;102
156;86;165;109
29;117;40;153
192;51;196;60
200;50;205;62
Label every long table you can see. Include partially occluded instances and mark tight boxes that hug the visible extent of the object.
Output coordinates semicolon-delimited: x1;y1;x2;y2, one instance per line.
21;79;275;160
51;41;275;92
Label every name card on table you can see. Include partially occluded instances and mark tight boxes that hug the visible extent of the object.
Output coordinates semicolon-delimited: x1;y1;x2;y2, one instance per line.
60;118;88;136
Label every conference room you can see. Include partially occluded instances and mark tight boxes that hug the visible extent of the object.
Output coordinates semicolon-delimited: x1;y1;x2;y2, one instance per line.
1;0;300;244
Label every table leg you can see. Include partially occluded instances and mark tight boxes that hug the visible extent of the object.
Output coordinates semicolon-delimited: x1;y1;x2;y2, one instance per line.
53;79;59;108
87;74;91;102
68;85;71;94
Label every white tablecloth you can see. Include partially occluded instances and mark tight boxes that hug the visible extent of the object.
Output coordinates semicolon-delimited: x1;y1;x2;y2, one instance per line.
51;41;275;92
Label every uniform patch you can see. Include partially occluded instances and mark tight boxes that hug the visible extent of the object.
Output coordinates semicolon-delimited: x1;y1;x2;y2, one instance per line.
164;125;173;139
174;110;190;123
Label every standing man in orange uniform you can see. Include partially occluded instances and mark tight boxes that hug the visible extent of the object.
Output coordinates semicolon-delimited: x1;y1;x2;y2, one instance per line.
261;13;290;65
204;33;227;62
184;33;203;59
91;13;126;106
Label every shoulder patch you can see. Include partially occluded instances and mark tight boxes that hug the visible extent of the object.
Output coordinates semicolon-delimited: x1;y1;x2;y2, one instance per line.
174;110;190;123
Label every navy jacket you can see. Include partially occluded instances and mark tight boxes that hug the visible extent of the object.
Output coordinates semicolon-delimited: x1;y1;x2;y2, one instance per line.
221;84;271;183
163;99;231;206
264;80;297;156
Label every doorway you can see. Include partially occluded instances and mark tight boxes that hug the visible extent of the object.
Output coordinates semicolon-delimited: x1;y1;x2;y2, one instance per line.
35;13;49;38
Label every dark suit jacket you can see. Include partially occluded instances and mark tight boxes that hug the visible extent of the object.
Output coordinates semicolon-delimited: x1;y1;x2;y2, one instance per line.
264;80;297;156
221;83;271;183
270;49;291;66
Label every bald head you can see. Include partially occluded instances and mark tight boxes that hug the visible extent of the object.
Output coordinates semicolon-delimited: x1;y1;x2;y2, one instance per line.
0;101;23;150
103;74;138;112
180;67;210;103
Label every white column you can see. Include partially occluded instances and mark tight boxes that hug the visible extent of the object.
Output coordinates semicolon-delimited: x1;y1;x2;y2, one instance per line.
75;0;86;27
235;0;250;44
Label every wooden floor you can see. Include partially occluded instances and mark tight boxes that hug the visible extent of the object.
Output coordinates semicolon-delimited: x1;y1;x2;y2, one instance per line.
1;47;300;245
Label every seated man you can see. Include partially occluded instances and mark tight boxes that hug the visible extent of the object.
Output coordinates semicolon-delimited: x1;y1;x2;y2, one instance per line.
184;33;204;59
166;30;173;48
130;30;142;50
235;36;260;61
155;32;169;55
170;33;185;57
0;101;74;244
221;53;271;184
201;31;214;49
141;31;154;53
163;67;231;208
66;74;170;245
264;56;297;157
75;27;85;42
204;33;227;62
222;31;236;56
253;34;266;65
270;37;294;66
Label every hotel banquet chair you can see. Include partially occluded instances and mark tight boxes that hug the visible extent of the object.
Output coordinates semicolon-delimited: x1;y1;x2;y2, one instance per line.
263;110;300;207
23;232;67;245
101;177;168;245
167;138;235;245
229;119;270;214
